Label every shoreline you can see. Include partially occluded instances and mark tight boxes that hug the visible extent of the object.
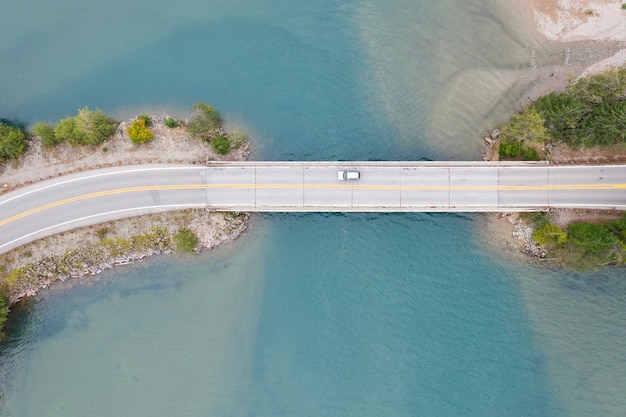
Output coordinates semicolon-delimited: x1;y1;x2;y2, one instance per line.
2;209;250;303
483;0;626;264
3;1;626;300
1;113;251;303
1;114;250;195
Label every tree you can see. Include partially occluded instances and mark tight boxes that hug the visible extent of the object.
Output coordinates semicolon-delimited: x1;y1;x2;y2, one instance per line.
0;123;28;162
127;118;154;144
501;106;550;144
567;222;617;253
33;122;60;147
54;107;116;146
54;117;81;144
532;93;588;142
568;67;626;104
74;107;116;145
187;101;222;140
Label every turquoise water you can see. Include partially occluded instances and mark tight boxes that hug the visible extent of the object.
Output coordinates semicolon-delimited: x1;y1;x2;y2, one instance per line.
2;0;626;416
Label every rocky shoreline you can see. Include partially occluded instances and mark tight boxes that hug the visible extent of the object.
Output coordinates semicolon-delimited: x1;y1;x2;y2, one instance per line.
5;210;249;303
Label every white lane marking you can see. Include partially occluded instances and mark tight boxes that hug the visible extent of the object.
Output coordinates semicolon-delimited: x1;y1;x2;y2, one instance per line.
0;204;206;253
0;166;205;206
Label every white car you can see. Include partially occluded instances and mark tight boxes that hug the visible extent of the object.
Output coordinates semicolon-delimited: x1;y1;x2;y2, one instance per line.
337;170;360;181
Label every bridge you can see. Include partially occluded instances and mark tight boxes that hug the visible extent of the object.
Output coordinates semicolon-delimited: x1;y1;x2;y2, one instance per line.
1;161;625;254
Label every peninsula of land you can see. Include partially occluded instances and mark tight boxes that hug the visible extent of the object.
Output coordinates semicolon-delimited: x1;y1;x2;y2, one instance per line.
0;105;251;309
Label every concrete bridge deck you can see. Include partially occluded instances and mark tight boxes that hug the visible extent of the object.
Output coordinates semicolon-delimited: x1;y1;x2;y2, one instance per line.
202;161;625;212
1;161;625;254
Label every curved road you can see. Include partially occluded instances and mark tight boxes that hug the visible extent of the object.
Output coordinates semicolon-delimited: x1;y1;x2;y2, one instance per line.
1;162;625;254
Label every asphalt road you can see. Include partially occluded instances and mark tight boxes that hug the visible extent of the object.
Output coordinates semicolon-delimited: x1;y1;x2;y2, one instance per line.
1;162;625;254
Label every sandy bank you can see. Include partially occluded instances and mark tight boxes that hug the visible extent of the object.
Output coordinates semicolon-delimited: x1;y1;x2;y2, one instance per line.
530;0;626;43
527;0;626;73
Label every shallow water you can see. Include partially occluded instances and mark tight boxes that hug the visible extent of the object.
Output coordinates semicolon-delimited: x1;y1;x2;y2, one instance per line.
2;0;626;416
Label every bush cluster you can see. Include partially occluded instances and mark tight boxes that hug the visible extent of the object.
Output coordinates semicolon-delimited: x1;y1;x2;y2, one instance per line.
0;122;28;162
3;102;236;162
498;66;626;158
533;223;568;248
531;214;626;269
187;101;222;141
127;118;154;144
54;107;117;146
211;135;231;154
498;138;522;158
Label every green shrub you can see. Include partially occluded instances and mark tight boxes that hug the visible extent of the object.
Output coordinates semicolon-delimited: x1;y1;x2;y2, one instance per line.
55;107;116;146
525;212;551;228
211;135;231;154
603;215;626;244
532;93;587;142
582;100;626;145
533;223;568;248
33;122;60;147
0;123;28;162
0;292;9;343
567;222;617;253
498;138;522;158
74;107;116;145
173;228;198;254
568;67;626;104
127;118;154;144
138;114;152;127
164;117;179;128
501;106;549;144
54;117;80;144
522;147;541;161
187;101;222;140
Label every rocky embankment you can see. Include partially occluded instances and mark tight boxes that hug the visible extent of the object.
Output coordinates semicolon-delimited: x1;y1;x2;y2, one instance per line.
4;210;249;303
510;215;547;259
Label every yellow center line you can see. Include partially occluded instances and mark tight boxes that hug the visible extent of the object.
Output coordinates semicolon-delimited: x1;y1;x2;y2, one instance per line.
1;183;624;227
0;185;205;227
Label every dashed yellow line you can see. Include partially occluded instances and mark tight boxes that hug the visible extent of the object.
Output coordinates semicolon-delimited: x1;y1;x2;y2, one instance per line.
1;183;625;227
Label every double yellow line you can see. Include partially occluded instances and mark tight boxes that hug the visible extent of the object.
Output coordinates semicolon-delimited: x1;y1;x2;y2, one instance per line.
1;182;625;227
0;185;204;227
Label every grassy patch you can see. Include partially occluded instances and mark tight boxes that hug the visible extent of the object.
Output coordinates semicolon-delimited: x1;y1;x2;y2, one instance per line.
173;228;198;254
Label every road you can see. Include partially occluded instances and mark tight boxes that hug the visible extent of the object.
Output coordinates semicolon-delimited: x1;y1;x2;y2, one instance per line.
1;161;625;254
